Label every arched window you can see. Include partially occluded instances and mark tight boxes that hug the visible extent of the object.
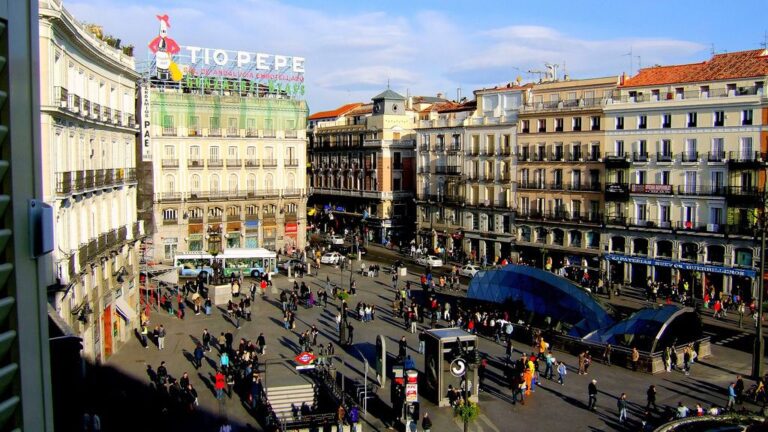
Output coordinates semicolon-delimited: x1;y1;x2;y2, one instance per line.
569;230;582;247
656;240;673;258
210;174;220;193
162;208;177;221
190;174;201;192
265;173;274;191
208;206;223;217
633;238;649;255
519;226;531;242
227;206;241;219
188;207;204;219
247;174;256;192
287;173;296;190
245;205;257;215
164;174;175;193
228;173;239;192
706;245;725;263
611;236;626;253
552;229;564;245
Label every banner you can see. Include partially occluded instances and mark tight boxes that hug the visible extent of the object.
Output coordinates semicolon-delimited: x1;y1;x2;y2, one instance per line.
140;82;151;161
604;253;756;278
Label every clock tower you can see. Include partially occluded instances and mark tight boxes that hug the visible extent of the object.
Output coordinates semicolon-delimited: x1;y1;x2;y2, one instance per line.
371;89;406;116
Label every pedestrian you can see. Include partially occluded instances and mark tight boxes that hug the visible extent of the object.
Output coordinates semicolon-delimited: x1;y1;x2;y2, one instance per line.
220;351;230;371
214;370;226;400
140;323;149;348
157;325;166;350
346;322;354;345
603;343;612;366
676;401;689;418
735;375;745;404
418;330;426;354
631;347;640;371
617;393;628;424
200;328;211;352
588;379;598;411
257;332;266;355
398;336;408;361
726;382;737;411
478;358;487;391
193;343;205;369
157;361;168;385
646;385;657;410
421;412;432;432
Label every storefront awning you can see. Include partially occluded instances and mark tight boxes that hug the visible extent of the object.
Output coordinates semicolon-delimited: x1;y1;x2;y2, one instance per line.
114;297;136;323
153;270;179;285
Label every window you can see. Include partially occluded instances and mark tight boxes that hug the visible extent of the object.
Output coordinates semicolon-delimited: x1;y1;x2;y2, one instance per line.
521;120;530;133
190;174;200;192
714;111;724;127
190;145;200;158
616;116;624;130
164;145;175;158
209;146;220;161
742;109;753;126
687;112;697;127
590;116;600;131
660;171;670;185
555;118;564;132
210;174;220;193
164;174;175;192
164;240;178;260
615;140;625;157
228;174;238;192
636;203;647;222
188;116;199;134
228;146;238;158
700;86;710;98
210;116;220;130
537;119;546;133
572;117;582;131
659;205;670;224
636;170;646;185
710;207;723;225
662;113;671;128
162;208;177;221
682;206;695;227
638;115;647;129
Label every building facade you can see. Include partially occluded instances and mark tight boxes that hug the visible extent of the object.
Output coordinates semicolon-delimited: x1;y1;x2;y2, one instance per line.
515;77;616;272
603;49;768;298
415;100;475;257
308;90;417;245
143;83;309;262
40;0;142;363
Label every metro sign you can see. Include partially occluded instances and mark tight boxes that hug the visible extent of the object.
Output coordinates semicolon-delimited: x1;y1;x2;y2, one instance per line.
295;352;316;366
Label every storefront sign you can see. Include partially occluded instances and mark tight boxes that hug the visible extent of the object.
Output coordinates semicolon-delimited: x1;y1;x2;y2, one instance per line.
285;223;298;234
629;184;672;194
604;253;756;277
405;383;418;402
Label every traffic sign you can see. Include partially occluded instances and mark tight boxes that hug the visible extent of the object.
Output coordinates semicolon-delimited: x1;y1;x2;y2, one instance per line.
295;351;317;366
450;358;467;377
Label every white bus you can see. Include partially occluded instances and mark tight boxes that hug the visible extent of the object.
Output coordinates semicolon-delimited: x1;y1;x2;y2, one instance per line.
174;248;278;278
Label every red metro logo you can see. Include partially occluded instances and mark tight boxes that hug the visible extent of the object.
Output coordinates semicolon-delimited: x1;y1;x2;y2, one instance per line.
295;352;316;366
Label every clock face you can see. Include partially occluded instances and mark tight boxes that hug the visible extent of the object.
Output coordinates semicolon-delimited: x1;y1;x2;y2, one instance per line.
374;103;382;113
392;104;399;112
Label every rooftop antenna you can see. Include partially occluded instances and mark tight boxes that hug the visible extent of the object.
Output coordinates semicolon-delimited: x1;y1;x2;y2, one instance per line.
562;60;567;79
456;87;461;102
387;78;390;90
622;46;633;75
710;43;715;56
761;31;768;49
636;55;642;71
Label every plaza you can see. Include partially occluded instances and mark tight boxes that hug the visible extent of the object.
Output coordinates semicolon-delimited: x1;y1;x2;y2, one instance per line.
97;247;764;431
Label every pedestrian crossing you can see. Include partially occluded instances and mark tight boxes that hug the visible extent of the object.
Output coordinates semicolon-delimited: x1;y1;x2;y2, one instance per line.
705;330;750;346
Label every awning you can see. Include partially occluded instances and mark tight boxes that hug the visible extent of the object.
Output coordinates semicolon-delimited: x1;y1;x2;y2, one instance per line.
114;297;136;323
153;270;179;285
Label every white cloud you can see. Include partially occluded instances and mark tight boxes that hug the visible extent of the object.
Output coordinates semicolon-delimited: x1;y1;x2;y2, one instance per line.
65;0;708;111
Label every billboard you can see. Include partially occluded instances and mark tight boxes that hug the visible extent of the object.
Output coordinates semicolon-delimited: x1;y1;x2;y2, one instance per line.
146;14;306;98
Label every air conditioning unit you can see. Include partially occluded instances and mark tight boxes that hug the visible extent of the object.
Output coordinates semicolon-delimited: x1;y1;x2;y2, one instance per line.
707;223;719;233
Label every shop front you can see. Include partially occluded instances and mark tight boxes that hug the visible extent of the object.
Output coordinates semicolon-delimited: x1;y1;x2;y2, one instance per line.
262;221;277;251
244;219;260;248
226;222;241;248
285;222;298;254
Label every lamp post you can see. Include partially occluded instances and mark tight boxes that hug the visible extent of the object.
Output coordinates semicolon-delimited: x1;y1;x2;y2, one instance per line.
752;173;768;380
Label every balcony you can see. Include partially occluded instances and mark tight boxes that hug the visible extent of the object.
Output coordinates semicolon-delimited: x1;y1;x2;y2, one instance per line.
161;159;179;168
286;159;299;167
656;152;674;163
567;152;583;162
531;152;547;162
54;86;68;108
209;128;222;137
725;223;755;237
632;152;650;163
113;109;122;126
162;127;177;136
550;152;564;162
612;85;764;104
261;159;278;168
91;103;101;120
681;151;699;163
207;159;224;168
433;166;462;175
447;145;462;154
568;182;602;192
285;130;298;138
159;192;183;202
127;114;136;128
419;144;430;153
188;128;201;137
68;94;81;113
707;151;726;162
226;159;242;168
728;151;767;168
548;182;565;191
226;128;239;137
103;106;112;122
725;186;762;205
604;152;629;168
586;151;601;162
188;159;204;169
465;148;480;157
516;153;530;162
82;99;91;117
675;221;723;233
676;185;725;196
246;129;258;137
283;188;304;197
516;181;545;190
263;130;276;138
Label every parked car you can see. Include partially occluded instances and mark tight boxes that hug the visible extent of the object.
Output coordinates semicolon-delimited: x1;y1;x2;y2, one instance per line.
416;255;443;268
278;259;303;271
329;235;345;245
331;244;351;255
459;264;481;277
320;252;342;265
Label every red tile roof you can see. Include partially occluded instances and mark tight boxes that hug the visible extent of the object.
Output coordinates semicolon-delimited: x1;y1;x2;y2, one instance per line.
418;100;477;114
623;49;768;87
308;103;363;120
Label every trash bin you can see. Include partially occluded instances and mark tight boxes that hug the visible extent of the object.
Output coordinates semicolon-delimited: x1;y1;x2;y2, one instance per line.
399;267;407;277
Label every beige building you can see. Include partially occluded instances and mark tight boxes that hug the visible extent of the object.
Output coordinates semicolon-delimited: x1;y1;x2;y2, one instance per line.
515;77;617;271
308;90;417;244
40;0;142;363
144;84;309;262
602;49;768;297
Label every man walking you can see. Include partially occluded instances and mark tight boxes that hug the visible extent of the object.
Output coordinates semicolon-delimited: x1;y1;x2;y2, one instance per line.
588;379;598;411
617;393;628;424
727;382;737;411
346;322;354;345
646;384;657;410
194;343;205;369
202;328;212;352
157;325;166;350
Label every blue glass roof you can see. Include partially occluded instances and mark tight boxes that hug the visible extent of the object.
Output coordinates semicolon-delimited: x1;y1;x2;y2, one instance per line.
467;265;614;337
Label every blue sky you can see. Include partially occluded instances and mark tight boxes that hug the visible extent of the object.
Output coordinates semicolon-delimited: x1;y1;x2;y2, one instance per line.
68;0;768;111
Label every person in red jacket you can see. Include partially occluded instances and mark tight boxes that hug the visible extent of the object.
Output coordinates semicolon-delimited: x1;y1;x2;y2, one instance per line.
215;370;226;400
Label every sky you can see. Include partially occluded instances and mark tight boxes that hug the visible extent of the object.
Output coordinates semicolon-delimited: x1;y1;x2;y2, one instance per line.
68;0;768;112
